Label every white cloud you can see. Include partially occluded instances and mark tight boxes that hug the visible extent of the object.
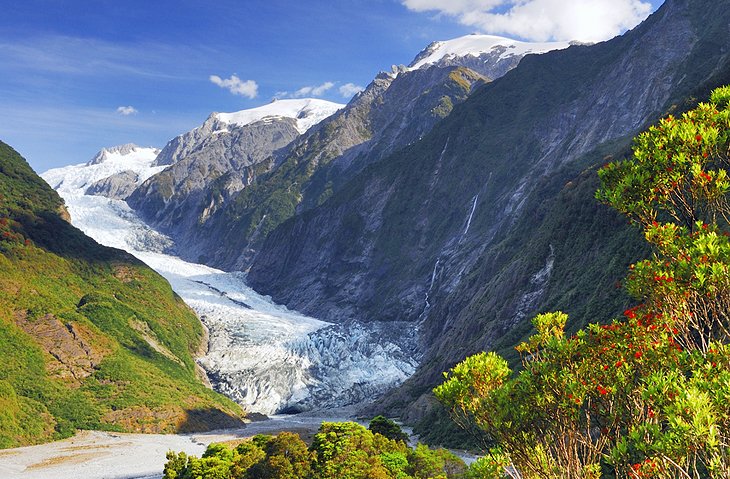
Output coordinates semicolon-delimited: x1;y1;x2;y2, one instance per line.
116;105;138;116
276;81;360;100
402;0;653;42
339;83;365;98
210;74;258;98
293;81;335;98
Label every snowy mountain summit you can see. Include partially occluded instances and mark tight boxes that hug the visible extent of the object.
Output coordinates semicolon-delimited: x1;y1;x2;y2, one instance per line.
408;33;572;77
87;143;160;165
214;98;344;135
153;98;343;167
43;144;163;198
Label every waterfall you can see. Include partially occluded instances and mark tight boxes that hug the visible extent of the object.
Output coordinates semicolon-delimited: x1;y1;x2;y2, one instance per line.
420;257;441;320
428;257;441;292
460;194;479;241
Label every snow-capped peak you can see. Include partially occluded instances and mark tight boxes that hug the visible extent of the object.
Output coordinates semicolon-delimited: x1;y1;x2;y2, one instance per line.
213;98;344;135
408;33;572;71
87;143;159;166
43;145;163;195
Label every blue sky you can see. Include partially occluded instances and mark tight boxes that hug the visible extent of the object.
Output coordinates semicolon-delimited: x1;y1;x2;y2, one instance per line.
0;0;664;172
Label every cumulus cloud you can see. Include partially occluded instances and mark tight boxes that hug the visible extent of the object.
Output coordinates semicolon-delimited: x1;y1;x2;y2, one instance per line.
402;0;653;42
116;105;138;116
339;83;365;98
293;81;335;98
209;74;258;98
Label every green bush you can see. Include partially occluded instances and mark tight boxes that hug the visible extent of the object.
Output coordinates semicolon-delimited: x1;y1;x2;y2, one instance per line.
163;420;467;479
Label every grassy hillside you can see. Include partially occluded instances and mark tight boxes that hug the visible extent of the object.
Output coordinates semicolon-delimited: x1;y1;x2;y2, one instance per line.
0;141;244;448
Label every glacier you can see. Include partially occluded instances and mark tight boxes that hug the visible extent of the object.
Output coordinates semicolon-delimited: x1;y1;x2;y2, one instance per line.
41;146;419;414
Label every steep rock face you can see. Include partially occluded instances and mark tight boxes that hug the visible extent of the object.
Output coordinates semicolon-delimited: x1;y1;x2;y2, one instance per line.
126;35;563;270
128;117;301;257
127;100;345;263
86;169;140;199
247;0;730;416
152;99;342;167
202;65;488;270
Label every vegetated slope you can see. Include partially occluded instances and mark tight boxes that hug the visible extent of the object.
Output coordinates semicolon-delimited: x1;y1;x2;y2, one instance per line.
0;141;243;449
246;0;730;428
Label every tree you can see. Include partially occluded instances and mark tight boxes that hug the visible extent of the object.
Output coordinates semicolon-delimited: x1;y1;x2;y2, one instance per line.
435;86;730;478
597;85;730;351
369;415;410;443
246;432;314;479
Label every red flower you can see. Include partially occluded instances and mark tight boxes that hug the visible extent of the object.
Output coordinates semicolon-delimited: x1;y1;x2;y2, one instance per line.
634;351;643;359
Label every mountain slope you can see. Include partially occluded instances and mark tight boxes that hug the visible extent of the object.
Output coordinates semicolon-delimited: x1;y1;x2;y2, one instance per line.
200;36;575;271
203;65;488;269
0;141;243;448
246;0;730;424
127;99;344;263
43;144;164;202
408;33;571;74
124;35;569;270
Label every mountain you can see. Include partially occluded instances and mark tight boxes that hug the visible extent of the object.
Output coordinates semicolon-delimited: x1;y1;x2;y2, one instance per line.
165;34;573;270
44;143;163;201
154;98;344;168
126;99;343;262
244;0;730;430
121;34;568;269
0;141;244;448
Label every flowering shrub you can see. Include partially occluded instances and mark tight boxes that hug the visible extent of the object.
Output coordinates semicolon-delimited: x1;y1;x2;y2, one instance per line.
435;86;730;478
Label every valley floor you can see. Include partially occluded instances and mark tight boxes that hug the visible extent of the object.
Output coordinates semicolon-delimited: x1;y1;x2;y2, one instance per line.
0;415;352;479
